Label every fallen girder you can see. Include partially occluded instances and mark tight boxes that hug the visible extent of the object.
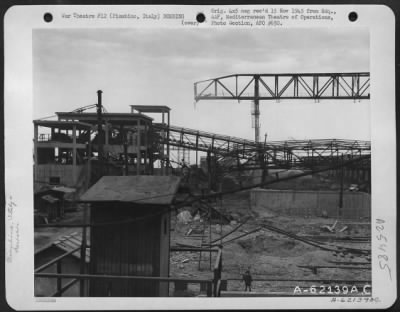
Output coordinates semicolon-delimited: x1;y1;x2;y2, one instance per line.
260;223;370;256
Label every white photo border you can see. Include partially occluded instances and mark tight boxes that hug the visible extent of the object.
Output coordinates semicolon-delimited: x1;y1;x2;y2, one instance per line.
4;4;396;310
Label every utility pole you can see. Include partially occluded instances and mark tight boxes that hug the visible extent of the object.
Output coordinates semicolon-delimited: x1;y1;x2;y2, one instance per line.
80;206;87;296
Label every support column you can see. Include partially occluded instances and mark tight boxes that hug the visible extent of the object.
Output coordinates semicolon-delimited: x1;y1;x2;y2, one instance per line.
148;124;154;175
144;123;148;174
237;153;242;188
86;138;92;189
196;132;199;169
80;205;88;296
167;111;170;174
338;154;344;218
96;90;103;161
161;113;165;175
136;121;141;175
122;126;128;176
254;75;260;143
260;148;266;185
207;150;212;190
56;260;62;296
72;125;77;185
104;123;109;146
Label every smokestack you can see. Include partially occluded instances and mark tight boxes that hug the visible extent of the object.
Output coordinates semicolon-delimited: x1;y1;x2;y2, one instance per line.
96;90;103;160
97;90;102;109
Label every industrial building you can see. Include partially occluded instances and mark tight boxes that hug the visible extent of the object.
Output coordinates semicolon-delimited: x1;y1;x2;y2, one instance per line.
34;72;372;297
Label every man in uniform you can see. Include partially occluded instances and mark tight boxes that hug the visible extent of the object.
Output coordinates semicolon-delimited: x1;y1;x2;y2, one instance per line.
242;270;252;292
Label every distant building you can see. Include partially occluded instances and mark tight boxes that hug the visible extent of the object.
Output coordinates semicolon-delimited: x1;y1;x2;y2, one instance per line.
34;186;76;224
57;112;154;175
33;111;160;199
33;120;93;193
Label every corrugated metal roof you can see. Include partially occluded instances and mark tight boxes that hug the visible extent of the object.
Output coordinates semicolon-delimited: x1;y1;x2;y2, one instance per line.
80;176;181;205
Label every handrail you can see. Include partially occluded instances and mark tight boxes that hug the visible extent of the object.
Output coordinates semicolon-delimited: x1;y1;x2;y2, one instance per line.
35;272;212;284
225;278;372;283
35;272;213;297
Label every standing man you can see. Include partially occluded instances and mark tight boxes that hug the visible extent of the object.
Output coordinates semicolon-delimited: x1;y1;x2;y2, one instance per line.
242;270;252;292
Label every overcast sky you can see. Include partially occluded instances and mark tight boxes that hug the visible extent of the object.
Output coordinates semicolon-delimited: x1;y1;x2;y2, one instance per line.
33;27;370;141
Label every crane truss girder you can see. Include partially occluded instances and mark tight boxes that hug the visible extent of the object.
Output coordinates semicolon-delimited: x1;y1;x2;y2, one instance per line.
194;73;370;102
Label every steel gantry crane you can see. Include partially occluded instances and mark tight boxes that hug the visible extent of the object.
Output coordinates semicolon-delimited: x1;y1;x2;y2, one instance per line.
194;73;370;142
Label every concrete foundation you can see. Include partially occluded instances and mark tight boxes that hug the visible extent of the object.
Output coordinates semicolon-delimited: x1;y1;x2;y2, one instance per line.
250;189;370;220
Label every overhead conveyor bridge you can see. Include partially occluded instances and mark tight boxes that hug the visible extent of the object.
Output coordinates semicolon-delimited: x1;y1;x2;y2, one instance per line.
153;123;371;170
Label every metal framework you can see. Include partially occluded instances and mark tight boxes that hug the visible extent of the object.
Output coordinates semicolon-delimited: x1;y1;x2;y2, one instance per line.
153;123;371;170
35;243;222;297
194;73;371;101
194;73;370;142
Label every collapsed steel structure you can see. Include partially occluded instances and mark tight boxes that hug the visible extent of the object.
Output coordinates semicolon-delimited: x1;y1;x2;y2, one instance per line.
34;80;372;297
153;123;371;171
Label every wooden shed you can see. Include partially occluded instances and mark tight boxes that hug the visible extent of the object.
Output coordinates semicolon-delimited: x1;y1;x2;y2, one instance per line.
80;175;181;297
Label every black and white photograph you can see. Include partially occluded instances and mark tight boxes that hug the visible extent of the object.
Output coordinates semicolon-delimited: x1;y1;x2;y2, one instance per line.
3;4;397;310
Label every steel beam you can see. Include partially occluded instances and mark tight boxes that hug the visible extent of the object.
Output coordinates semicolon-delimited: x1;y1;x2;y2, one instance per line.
195;73;370;102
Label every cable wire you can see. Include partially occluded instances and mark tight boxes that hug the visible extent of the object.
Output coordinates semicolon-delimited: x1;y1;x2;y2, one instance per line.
35;155;369;228
37;114;57;120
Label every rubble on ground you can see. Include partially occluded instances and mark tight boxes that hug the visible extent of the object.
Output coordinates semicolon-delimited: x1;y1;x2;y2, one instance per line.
170;190;371;294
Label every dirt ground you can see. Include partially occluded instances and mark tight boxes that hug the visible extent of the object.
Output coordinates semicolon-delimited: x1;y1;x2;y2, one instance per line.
170;190;371;296
34;175;371;297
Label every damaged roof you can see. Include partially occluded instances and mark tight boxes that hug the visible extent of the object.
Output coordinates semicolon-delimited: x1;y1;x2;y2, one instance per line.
80;176;181;205
53;232;90;263
35;231;90;263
